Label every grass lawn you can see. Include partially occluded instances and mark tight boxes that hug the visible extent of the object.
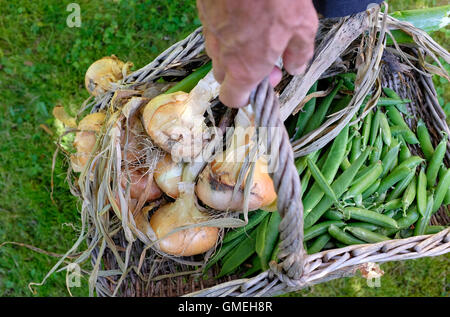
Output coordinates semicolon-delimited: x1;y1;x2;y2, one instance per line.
0;0;448;297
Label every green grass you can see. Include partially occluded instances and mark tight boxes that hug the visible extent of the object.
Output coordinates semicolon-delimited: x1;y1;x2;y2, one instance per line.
0;0;448;297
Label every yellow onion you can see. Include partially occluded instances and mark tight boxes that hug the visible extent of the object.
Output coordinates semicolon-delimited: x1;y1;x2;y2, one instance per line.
120;167;162;202
149;183;218;256
195;108;277;212
85;55;131;96
71;112;106;172
141;71;220;161
154;153;183;199
196;157;276;212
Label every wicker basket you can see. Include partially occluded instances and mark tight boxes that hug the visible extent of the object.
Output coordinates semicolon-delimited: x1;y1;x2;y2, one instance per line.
63;5;449;297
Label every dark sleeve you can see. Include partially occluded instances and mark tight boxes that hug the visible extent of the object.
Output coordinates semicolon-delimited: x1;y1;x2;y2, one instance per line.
312;0;383;18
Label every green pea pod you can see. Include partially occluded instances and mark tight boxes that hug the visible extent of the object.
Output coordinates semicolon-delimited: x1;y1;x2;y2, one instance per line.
302;126;349;214
426;137;447;188
380;143;401;178
384;209;400;219
425;226;446;235
398;136;412;162
385;106;408;127
241;255;262;278
369;134;383;164
445;188;450;205
381;143;389;161
304;220;346;241
432;167;450;213
297;150;321;177
441;167;450;205
270;239;280;263
362;179;381;199
293;81;318;140
304;148;371;228
380;199;402;212
417;168;427;217
330;96;354;119
438;166;446;179
222;210;269;244
301;169;312;196
378;208;420;236
343;207;399;229
416;120;434;161
316;147;331;170
389;136;400;150
257;212;281;270
377;97;411;106
338;73;356;91
295;157;308;175
390;125;419;145
307;157;342;209
328;224;366;245
414;193;434;236
386;168;416;201
346;222;379;231
345;161;383;199
255;215;270;257
203;233;247;273
382;87;401;100
353;164;371;184
323;209;345;221
165;62;212;93
303;80;343;135
218;229;258;278
361;111;373;151
344;226;390;243
370;109;381;147
381;89;410;115
340;157;351;171
377;166;412;195
307;234;332;254
350;134;362;164
397;208;420;228
397;156;424;169
379;112;392;147
402;175;417;215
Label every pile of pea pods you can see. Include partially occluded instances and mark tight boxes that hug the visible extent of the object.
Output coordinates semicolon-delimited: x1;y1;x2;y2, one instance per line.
204;74;450;279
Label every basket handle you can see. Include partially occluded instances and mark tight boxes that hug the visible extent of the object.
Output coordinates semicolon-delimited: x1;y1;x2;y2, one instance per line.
250;78;305;280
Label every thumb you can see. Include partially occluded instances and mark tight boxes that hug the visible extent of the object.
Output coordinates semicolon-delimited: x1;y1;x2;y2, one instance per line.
219;75;254;108
282;33;315;76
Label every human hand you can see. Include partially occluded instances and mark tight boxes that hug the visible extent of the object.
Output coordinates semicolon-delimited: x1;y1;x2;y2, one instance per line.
197;0;318;108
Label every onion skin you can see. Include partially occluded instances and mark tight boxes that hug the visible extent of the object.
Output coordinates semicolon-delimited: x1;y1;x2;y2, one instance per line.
141;72;220;161
85;55;128;96
71;112;106;172
196;157;277;212
121;168;162;202
120;115;146;164
150;190;218;256
142;92;205;161
154;153;182;199
195;106;276;211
